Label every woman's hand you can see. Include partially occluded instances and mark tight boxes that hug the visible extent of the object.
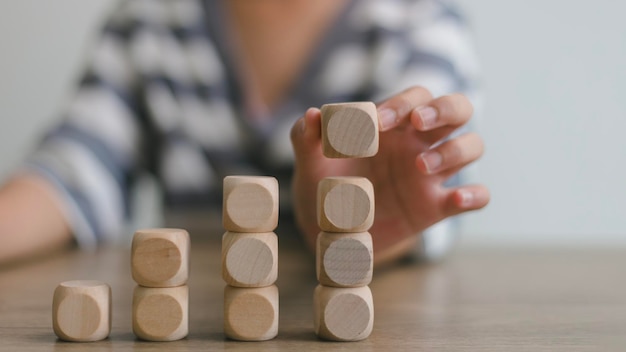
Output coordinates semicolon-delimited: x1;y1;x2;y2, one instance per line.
290;86;490;265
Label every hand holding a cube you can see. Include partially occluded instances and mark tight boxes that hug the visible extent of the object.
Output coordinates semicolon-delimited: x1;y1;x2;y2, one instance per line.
290;86;490;265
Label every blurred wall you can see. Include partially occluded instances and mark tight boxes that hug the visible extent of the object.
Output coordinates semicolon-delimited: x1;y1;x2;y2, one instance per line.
0;0;116;176
0;0;624;247
456;0;626;247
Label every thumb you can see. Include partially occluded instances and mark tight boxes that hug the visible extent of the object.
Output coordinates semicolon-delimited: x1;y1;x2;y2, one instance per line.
290;107;324;161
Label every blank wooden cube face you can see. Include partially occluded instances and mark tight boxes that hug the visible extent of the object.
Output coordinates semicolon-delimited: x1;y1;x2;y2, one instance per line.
52;280;111;342
133;285;188;341
314;285;373;342
131;228;190;287
223;176;279;232
224;285;279;341
317;177;375;232
321;102;379;158
317;232;373;287
222;231;278;287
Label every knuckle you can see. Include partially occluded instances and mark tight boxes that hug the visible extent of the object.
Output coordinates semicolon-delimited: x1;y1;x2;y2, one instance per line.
466;132;485;157
379;86;434;116
437;94;473;122
407;85;433;101
475;135;485;157
396;86;433;114
442;132;484;166
395;95;415;115
442;139;464;165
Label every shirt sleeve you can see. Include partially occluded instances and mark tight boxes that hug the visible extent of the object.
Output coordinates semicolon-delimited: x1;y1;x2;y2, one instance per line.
23;1;145;247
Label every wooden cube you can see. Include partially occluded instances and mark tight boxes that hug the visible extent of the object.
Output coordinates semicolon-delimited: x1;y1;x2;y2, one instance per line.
314;285;373;341
317;232;373;287
224;285;279;341
321;102;379;158
132;285;188;341
223;176;279;233
222;231;278;287
131;228;190;288
52;280;111;342
317;177;375;232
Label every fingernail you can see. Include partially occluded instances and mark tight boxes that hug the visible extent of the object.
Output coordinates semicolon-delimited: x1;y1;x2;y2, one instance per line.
378;108;397;130
459;190;474;207
416;106;437;129
420;151;442;173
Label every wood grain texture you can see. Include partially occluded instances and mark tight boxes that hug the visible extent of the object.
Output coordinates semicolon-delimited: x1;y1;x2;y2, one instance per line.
131;228;190;288
52;280;111;342
224;285;279;341
317;177;374;232
321;102;379;158
223;176;279;233
2;222;626;350
316;232;373;288
132;285;188;341
314;285;373;342
222;231;278;287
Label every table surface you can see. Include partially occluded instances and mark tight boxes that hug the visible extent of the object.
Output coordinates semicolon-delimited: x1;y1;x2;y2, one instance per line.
1;230;625;351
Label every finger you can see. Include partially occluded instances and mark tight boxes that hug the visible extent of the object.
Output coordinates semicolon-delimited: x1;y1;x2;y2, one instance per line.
444;184;490;216
410;93;474;143
376;86;433;132
290;108;323;160
416;132;484;175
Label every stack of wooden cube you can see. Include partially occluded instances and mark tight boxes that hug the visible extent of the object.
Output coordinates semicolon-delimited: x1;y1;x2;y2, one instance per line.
131;228;190;341
314;102;379;341
314;176;375;341
222;176;280;341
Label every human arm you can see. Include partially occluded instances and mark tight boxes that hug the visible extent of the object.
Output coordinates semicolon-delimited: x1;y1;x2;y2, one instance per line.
0;1;148;265
0;175;72;265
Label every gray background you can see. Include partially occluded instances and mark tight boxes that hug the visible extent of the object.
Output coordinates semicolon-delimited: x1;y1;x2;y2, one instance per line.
0;0;624;247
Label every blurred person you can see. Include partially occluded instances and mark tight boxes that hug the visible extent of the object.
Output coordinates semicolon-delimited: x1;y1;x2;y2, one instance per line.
0;0;489;265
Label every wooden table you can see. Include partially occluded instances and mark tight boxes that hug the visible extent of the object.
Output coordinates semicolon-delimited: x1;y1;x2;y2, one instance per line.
1;229;625;351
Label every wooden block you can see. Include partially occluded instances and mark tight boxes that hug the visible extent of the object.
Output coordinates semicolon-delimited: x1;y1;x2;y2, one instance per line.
132;285;188;341
317;177;375;232
52;280;111;342
131;228;190;288
223;176;279;232
321;102;379;158
222;231;278;287
317;232;373;287
314;285;373;341
224;285;279;341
